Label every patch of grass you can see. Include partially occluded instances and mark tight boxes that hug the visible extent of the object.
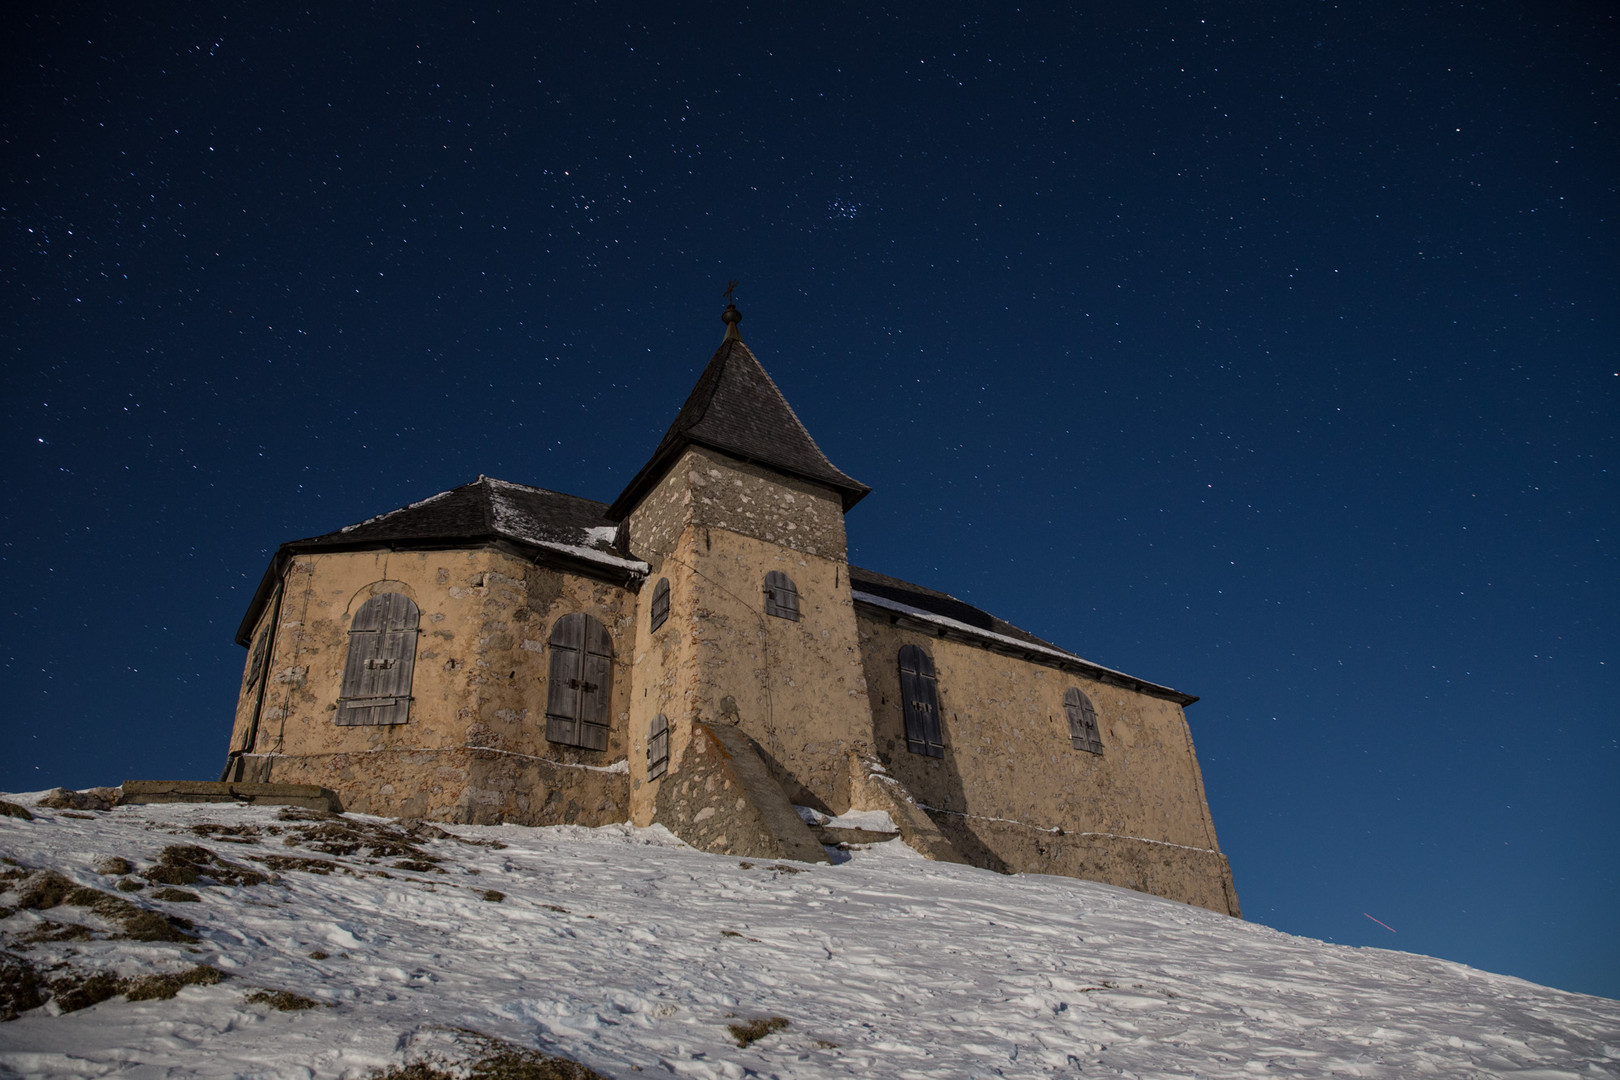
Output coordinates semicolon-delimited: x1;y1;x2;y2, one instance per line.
479;890;505;903
0;954;46;1020
366;1029;611;1080
123;964;227;1002
765;864;805;874
253;854;337;875
148;844;269;888
144;863;199;886
727;1016;789;1047
116;878;144;892
391;859;444;874
94;856;133;876
369;1066;455;1080
15;869;76;910
541;904;569;914
59;812;96;820
0;800;34;821
19;920;93;944
308;950;330;960
719;930;760;942
189;823;262;841
244;988;324;1011
150;887;201;903
52;970;124;1013
119;908;197;943
10;874;195;943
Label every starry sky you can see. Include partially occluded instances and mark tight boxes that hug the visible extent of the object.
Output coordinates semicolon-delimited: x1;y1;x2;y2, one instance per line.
4;4;1615;999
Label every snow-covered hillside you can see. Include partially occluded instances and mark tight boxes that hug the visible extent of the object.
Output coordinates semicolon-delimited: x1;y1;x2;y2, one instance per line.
1;792;1616;1079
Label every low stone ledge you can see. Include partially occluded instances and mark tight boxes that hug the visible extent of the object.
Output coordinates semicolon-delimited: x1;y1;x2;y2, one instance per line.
814;825;901;847
120;781;343;813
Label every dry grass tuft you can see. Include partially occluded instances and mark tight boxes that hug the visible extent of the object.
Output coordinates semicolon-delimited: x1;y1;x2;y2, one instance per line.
366;1029;611;1080
728;1016;789;1047
244;988;323;1011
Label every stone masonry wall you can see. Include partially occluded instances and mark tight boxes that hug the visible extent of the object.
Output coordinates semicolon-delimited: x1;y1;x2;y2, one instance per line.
232;546;637;824
259;747;627;826
624;447;869;822
856;613;1239;915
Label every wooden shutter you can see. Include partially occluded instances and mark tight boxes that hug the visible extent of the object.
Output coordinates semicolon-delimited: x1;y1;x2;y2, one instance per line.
648;712;669;780
337;593;418;726
898;644;944;758
245;628;270;690
764;570;800;621
1065;687;1103;754
546;613;613;749
649;577;670;633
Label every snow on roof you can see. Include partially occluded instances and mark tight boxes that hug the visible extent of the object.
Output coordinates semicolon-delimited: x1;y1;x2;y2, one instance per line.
850;588;1185;701
484;479;648;575
336;486;459;534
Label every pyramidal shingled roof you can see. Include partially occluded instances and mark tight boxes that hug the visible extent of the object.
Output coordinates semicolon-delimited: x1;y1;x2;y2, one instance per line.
236;477;646;644
608;324;870;519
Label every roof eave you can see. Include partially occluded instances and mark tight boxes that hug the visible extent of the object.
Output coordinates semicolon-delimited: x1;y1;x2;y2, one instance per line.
607;435;869;521
234;532;647;646
850;594;1198;707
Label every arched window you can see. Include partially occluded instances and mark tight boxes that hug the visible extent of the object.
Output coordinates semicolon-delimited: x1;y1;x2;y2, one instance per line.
648;713;670;780
649;577;671;633
898;644;944;758
764;571;800;621
545;613;613;750
337;593;419;726
1065;687;1103;754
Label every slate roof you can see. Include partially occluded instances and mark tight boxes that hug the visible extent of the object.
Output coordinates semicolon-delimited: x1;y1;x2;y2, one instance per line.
848;566;1196;705
607;333;871;519
235;477;645;645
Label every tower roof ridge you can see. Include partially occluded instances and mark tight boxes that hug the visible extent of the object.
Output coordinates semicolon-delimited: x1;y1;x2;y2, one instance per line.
607;326;870;519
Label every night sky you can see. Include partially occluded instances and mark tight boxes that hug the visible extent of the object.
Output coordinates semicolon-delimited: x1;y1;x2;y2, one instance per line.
5;4;1615;999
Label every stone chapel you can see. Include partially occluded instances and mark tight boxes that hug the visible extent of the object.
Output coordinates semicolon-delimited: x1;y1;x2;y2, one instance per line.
222;303;1240;916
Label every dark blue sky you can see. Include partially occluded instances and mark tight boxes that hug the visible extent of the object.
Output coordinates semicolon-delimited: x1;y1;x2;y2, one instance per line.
5;4;1615;999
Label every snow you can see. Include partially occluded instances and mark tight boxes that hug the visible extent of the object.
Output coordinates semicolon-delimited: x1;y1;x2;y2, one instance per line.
483;485;648;576
3;795;1617;1079
797;806;898;833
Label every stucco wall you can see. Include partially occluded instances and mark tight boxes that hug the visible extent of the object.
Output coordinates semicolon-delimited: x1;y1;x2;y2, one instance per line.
231;546;636;824
622;449;871;820
855;614;1239;914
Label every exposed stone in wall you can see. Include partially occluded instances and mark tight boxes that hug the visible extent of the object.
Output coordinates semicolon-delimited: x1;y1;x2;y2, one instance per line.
259;748;628;827
682;447;848;560
652;723;827;862
846;754;966;865
624;447;848;563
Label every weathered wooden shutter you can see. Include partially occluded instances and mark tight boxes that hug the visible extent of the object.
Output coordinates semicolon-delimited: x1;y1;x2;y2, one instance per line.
337;593;418;726
546;613;613;750
647;712;669;780
763;570;800;621
1065;687;1103;754
898;644;944;757
245;627;270;690
649;577;670;633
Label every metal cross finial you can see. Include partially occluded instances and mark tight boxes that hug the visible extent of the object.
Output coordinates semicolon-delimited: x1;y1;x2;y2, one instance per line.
724;279;739;304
